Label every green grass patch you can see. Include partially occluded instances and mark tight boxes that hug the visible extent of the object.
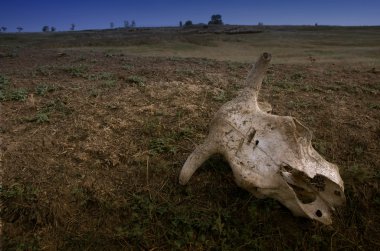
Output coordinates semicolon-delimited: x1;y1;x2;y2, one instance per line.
35;65;55;76
25;99;71;123
149;137;177;154
9;88;28;101
0;74;10;89
122;64;134;70
0;183;38;201
89;88;100;97
1;88;28;101
126;75;145;86
25;111;50;123
88;72;115;81
35;83;56;96
99;80;117;89
63;64;89;77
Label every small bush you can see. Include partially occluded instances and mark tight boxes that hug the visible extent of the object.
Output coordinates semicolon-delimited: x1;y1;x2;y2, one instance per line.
184;20;193;27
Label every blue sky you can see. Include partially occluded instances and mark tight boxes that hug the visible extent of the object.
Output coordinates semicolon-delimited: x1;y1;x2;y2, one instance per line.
0;0;379;32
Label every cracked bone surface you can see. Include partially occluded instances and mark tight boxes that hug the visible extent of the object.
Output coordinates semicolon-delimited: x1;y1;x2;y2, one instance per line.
179;52;345;225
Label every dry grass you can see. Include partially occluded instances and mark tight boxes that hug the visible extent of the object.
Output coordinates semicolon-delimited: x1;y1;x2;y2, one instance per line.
0;27;380;250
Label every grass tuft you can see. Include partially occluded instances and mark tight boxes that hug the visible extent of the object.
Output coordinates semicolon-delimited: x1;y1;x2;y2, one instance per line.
63;64;89;77
127;75;145;86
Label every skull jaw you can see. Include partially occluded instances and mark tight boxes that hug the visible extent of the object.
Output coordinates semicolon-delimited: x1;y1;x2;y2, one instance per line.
234;168;345;225
260;186;337;225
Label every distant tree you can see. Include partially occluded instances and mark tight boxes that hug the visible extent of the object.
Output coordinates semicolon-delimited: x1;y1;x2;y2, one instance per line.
70;24;75;31
51;26;56;32
179;21;183;27
208;14;223;25
258;22;264;26
184;20;193;27
131;20;136;27
315;22;318;27
1;27;7;32
16;26;23;32
110;22;114;29
42;25;49;32
124;20;129;28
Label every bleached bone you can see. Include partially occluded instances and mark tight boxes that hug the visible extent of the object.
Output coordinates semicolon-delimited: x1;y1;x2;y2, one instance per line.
179;53;345;225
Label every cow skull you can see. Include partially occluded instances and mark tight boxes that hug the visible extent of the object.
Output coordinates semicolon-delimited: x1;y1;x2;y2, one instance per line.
179;53;345;225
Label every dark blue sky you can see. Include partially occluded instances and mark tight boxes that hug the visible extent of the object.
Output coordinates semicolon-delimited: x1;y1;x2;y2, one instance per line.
1;0;379;32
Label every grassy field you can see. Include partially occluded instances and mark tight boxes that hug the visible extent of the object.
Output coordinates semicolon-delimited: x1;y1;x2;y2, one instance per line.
1;26;380;250
2;25;380;64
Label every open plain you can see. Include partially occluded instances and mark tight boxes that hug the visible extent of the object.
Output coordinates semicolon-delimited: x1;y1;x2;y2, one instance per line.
1;26;380;250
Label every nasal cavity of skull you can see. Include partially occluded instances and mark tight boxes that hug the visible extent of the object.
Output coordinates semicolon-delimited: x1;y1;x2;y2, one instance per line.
281;164;317;204
310;175;326;192
315;210;323;217
288;183;317;204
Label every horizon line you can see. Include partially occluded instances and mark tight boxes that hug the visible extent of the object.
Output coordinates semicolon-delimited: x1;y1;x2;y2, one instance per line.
1;24;380;33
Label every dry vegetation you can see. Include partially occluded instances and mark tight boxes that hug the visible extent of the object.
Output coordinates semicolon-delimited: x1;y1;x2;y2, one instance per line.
1;26;380;250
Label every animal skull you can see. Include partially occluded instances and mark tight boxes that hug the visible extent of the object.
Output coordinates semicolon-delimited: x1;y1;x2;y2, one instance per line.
179;53;345;225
